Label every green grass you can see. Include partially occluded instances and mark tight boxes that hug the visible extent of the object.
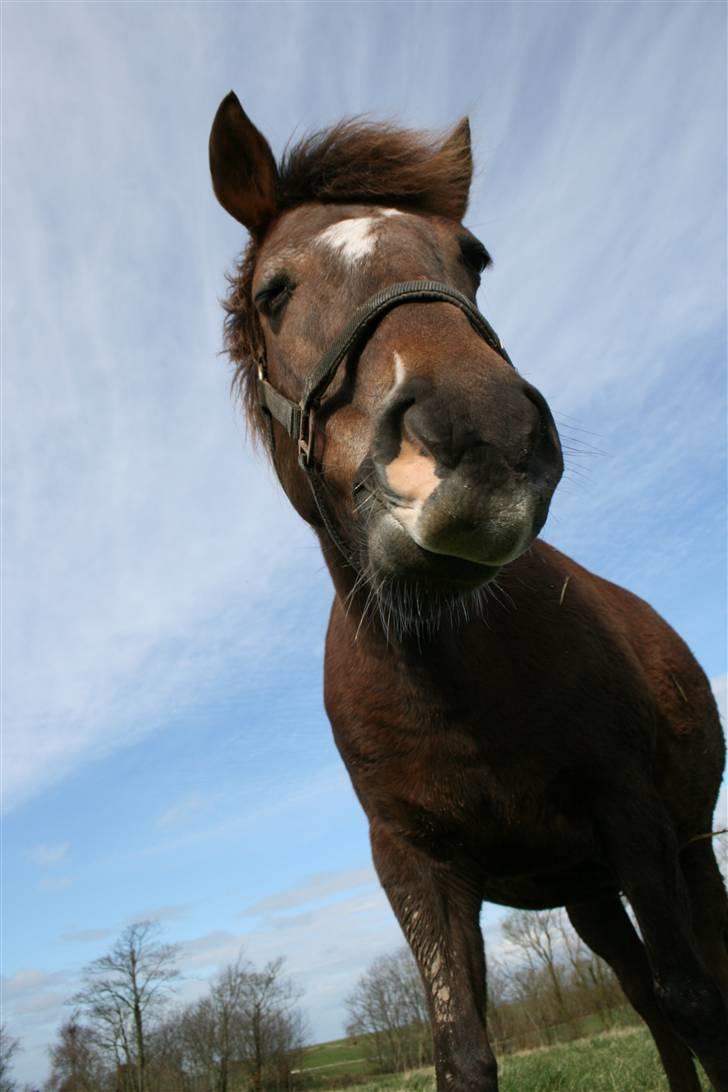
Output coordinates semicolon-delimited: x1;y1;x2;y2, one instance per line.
299;1036;379;1077
317;1027;713;1092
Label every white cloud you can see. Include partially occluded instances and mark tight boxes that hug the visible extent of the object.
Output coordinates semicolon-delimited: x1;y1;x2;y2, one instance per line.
175;887;403;1038
157;793;209;828
30;843;70;867
241;867;377;916
1;968;74;1038
2;28;318;814
4;969;63;999
59;928;114;944
38;876;73;894
3;0;724;823
125;904;191;926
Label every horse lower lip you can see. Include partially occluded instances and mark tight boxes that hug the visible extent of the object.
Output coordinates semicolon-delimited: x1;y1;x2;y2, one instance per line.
391;502;531;567
413;532;523;567
370;511;501;585
416;539;512;572
405;535;502;583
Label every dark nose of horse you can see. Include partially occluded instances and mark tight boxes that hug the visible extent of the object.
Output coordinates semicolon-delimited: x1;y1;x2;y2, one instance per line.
371;373;562;567
377;375;561;484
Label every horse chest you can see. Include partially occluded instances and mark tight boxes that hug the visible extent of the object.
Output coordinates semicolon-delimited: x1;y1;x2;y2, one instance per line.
332;697;596;872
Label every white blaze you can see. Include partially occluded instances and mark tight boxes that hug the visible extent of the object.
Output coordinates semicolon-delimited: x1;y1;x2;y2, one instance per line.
393;350;407;387
318;216;378;263
317;209;407;265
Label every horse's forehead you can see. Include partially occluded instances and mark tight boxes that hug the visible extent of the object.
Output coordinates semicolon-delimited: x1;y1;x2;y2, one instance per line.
259;204;434;271
316;215;386;262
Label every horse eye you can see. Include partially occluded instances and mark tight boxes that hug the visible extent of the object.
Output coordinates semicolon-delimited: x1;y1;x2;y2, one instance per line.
459;238;491;281
254;275;294;316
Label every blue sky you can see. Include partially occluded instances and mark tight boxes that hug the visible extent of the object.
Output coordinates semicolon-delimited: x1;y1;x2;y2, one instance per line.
2;1;726;1086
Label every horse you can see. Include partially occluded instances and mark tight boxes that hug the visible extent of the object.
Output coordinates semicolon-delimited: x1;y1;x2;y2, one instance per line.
208;92;728;1092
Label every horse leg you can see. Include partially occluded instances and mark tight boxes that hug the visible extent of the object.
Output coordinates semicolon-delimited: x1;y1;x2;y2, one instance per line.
680;836;728;1001
566;896;700;1092
600;793;728;1091
370;820;497;1092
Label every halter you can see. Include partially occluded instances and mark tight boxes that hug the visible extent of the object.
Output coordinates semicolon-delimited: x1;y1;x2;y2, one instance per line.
256;279;514;566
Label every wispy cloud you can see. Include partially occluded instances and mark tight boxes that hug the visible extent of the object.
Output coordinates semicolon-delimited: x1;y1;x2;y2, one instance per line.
2;5;320;815
3;0;724;822
241;867;377;917
125;904;191;926
38;876;73;894
177;888;402;1033
2;968;74;1032
157;794;209;828
30;843;70;867
135;765;351;862
59;928;114;944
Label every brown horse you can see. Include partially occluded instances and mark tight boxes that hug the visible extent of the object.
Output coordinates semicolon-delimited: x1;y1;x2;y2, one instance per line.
209;93;728;1092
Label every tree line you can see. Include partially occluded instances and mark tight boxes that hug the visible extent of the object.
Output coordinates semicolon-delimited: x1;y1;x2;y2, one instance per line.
0;911;638;1091
344;906;635;1075
5;840;726;1092
19;922;306;1092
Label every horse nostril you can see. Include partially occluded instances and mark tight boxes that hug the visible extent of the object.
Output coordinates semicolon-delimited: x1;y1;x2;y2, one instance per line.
403;412;438;461
520;382;562;469
372;391;417;465
403;402;464;470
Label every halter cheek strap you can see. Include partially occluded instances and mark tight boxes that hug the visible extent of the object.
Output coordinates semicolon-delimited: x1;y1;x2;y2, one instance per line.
256;279;514;566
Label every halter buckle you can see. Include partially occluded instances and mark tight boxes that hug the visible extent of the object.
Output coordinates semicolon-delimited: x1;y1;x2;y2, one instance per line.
298;406;316;468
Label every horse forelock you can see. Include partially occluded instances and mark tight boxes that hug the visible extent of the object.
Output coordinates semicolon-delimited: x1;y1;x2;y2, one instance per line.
222;119;473;446
277;119;472;219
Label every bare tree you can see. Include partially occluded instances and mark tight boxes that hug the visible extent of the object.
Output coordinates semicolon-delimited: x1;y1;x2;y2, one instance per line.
488;909;628;1049
0;1026;21;1092
73;922;180;1092
175;955;305;1092
211;956;251;1092
178;955;252;1092
45;1017;107;1091
235;958;306;1090
143;1015;186;1092
345;948;431;1072
177;998;217;1088
501;908;569;1023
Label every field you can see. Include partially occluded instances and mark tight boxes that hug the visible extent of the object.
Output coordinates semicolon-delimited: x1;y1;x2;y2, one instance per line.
297;1035;378;1079
297;1027;712;1092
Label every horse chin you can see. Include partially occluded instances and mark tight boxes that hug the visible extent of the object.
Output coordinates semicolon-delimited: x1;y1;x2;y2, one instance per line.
366;510;504;588
356;512;504;637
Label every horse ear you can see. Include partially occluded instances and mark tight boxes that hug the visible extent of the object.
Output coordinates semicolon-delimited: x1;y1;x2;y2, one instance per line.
209;92;279;236
442;117;473;220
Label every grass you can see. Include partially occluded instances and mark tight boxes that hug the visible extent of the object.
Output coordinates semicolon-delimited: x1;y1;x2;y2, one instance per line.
298;1036;379;1079
311;1026;713;1092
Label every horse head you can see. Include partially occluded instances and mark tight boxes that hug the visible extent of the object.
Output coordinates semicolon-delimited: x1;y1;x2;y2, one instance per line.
210;93;563;630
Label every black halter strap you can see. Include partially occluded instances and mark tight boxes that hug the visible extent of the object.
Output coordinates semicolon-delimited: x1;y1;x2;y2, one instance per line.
256;279;514;566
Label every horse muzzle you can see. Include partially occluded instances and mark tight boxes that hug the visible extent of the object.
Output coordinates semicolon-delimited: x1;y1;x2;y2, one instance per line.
364;375;563;579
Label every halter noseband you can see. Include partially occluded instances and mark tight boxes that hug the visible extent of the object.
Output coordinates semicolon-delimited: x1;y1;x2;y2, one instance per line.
256;279;514;566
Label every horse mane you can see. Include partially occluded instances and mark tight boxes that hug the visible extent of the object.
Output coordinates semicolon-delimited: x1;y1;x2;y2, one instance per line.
222;119;472;445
